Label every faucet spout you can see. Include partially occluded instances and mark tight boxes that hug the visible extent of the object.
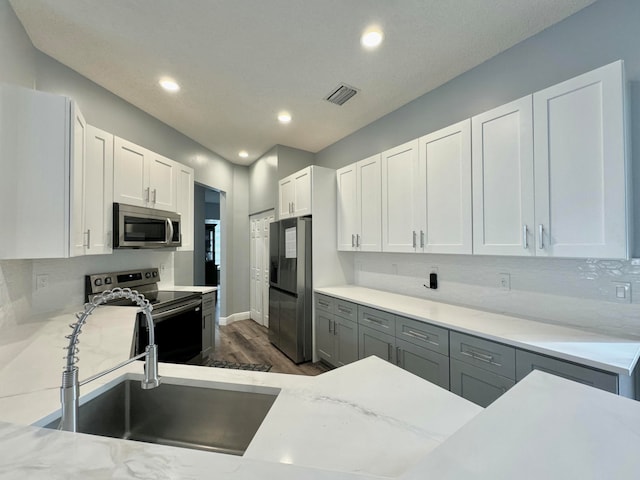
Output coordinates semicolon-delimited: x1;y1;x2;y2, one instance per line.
60;288;161;432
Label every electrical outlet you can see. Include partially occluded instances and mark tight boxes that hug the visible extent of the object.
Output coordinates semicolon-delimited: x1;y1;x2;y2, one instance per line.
498;273;510;291
612;282;631;303
36;274;49;291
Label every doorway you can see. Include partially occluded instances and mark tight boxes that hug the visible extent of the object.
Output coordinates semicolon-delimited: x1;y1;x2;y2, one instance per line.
194;185;222;290
250;210;274;327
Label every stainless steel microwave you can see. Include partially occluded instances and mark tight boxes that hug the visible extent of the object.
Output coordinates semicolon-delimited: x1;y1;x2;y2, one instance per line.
113;203;181;249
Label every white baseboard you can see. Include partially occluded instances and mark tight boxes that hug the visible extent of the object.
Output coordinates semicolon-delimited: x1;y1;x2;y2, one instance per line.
219;311;250;326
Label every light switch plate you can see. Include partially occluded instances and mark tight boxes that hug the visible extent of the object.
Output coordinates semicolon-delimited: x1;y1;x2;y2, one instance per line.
611;282;631;303
498;273;510;291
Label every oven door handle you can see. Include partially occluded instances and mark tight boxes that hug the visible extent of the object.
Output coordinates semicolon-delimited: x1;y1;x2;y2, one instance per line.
152;299;202;322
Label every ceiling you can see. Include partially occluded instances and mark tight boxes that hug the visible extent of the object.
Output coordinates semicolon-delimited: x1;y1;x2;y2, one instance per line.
10;0;596;165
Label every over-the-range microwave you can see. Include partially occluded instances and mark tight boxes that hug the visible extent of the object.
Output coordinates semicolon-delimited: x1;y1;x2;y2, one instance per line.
113;203;181;249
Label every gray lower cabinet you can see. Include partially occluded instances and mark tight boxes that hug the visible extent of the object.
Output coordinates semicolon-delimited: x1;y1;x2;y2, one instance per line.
202;291;216;358
315;294;358;367
334;316;359;366
316;309;336;364
516;350;618;394
396;338;449;389
450;358;515;407
359;324;396;363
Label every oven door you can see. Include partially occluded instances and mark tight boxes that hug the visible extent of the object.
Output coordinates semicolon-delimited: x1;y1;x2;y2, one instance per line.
136;298;203;364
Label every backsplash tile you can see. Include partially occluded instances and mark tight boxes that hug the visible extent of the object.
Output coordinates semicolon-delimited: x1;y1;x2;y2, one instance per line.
354;253;640;339
0;251;174;329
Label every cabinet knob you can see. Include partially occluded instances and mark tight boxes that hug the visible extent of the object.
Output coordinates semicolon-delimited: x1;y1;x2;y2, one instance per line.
523;225;528;249
538;224;545;249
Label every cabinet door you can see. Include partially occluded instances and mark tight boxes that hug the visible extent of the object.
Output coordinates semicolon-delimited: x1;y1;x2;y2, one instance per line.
359;324;395;363
148;154;177;212
450;358;514;407
292;167;312;217
418;119;472;254
202;310;213;358
316;310;336;365
336;163;358;251
70;103;87;257
396;338;450;389
515;350;617;394
533;60;628;259
335;317;359;366
278;175;294;219
176;164;194;251
381;140;420;252
472;96;535;256
114;137;148;207
84;125;114;255
357;154;382;251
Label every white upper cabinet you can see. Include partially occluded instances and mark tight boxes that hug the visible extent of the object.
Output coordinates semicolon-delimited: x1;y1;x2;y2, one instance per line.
337;155;381;251
418;119;472;254
278;166;312;219
70;104;87;257
114;137;177;212
0;85;87;259
81;125;114;255
533;60;629;259
176;163;195;251
472;96;535;256
381;140;421;252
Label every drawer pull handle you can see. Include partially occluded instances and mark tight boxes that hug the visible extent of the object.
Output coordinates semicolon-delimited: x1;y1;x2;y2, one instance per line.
396;347;401;367
463;349;495;364
337;306;352;314
318;301;330;307
406;330;429;341
352;234;356;248
387;343;392;361
522;224;528;249
365;316;384;325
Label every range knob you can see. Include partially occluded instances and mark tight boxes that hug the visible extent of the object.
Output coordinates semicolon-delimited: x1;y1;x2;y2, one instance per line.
94;278;103;287
145;272;152;279
152;271;158;278
105;277;112;285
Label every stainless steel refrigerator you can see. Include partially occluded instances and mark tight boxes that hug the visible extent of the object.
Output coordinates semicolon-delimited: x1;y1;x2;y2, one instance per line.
268;217;312;363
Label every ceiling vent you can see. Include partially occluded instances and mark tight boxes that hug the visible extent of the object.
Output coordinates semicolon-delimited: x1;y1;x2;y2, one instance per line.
325;83;358;106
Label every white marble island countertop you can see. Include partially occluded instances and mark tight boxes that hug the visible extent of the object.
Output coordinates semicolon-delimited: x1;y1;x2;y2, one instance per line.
315;285;640;376
3;304;640;479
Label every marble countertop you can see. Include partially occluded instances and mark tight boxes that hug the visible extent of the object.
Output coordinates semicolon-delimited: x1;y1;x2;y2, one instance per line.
315;285;640;376
0;307;480;478
172;285;218;294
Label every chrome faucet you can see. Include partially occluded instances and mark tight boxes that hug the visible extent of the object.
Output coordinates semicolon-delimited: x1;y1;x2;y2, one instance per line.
60;288;161;432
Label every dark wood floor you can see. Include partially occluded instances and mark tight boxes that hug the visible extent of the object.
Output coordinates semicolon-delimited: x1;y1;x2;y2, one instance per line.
211;319;331;376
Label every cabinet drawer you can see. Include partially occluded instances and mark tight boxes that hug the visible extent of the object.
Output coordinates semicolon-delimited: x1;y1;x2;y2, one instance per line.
450;358;515;407
358;306;395;334
395;316;449;356
315;294;335;314
516;350;618;394
335;299;358;321
396;338;450;389
450;331;515;379
202;292;215;311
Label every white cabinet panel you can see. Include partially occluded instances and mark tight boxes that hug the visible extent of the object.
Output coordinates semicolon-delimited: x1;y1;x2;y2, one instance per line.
84;125;114;255
357;155;382;252
148;154;177;211
114;137;148;208
419;119;472;254
278;176;294;219
381;140;420;253
472;96;535;256
278;166;312;219
71;105;87;257
533;60;628;259
337;163;358;250
176;163;194;251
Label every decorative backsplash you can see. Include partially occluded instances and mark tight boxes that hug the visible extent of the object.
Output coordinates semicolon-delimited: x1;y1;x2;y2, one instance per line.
0;251;174;329
353;252;640;339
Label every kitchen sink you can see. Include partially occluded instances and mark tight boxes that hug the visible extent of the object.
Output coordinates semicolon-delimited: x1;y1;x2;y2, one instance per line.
45;378;279;455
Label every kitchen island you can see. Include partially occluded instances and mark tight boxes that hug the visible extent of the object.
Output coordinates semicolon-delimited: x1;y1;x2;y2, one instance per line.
1;306;640;479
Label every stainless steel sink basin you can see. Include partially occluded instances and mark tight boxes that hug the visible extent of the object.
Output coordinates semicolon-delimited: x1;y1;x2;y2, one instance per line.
45;379;279;455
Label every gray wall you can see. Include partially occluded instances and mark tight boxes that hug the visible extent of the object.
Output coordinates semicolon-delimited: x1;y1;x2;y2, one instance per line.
315;0;640;254
277;145;315;180
0;0;249;316
193;184;207;286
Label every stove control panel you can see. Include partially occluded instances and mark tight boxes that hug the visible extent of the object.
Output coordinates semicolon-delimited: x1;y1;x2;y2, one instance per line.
85;268;161;299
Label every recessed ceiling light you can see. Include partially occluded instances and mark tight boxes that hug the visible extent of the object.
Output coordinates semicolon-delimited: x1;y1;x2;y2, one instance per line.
361;27;383;49
238;150;249;158
277;112;292;124
159;78;180;92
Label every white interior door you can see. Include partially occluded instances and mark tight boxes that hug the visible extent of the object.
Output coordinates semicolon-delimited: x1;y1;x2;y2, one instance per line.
249;211;274;327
